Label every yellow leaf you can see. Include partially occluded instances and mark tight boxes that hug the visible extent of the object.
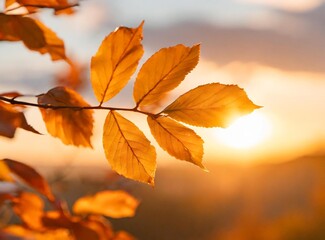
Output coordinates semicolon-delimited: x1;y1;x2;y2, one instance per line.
147;116;205;169
37;87;93;147
134;44;200;108
0;13;66;61
0;101;40;138
13;192;44;230
163;83;260;128
3;159;55;201
73;190;139;218
91;22;144;104
103;111;156;184
0;160;12;182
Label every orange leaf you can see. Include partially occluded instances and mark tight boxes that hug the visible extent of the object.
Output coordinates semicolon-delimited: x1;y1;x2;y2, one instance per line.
163;83;260;128
134;44;200;108
147;116;205;169
12;192;44;230
72;216;114;240
91;22;144;104
73;190;139;218
3;225;72;239
0;101;39;138
3;159;55;201
103;111;156;185
0;13;66;61
37;87;94;147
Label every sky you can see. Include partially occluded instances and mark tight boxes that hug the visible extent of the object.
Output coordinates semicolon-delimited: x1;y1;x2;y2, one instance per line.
1;0;325;168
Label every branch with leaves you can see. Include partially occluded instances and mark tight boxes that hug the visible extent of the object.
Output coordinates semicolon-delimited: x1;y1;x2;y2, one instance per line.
0;159;137;240
0;20;259;185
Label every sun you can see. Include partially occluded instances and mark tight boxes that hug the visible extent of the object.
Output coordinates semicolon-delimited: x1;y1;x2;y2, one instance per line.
216;111;272;149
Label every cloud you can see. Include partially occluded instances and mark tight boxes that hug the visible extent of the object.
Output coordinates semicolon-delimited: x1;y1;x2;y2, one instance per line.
239;0;325;12
144;13;325;74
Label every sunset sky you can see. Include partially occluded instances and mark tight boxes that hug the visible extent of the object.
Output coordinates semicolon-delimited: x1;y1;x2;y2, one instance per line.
0;0;325;168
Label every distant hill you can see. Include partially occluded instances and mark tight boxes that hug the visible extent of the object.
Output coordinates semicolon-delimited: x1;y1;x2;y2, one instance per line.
46;155;325;240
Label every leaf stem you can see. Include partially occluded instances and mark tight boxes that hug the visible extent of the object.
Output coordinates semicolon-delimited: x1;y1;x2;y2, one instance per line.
0;96;155;116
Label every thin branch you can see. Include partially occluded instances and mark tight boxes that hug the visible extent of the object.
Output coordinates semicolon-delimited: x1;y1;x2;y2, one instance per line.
4;3;79;14
0;96;155;116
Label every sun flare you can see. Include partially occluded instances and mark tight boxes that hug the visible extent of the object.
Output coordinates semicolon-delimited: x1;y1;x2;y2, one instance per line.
216;111;272;149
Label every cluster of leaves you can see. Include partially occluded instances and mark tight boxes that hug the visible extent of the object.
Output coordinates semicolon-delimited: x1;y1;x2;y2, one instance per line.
0;0;258;185
0;159;138;240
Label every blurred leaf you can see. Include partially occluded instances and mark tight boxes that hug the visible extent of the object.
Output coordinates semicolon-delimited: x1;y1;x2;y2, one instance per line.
103;111;156;185
3;225;72;239
3;159;55;201
0;160;13;181
56;60;86;90
0;13;66;61
42;210;75;230
12;192;44;230
72;216;114;240
91;22;144;104
5;0;76;15
134;44;200;108
73;190;139;218
37;86;94;147
163;83;260;128
147;116;205;169
0;101;39;138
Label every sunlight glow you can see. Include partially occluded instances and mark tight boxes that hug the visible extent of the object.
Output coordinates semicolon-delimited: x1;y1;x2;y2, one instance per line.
216;111;272;149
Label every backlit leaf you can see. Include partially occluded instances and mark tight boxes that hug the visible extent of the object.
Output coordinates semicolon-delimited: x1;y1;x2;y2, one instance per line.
37;86;94;147
147;116;205;168
12;192;44;230
163;83;260;128
103;111;156;184
134;44;200;108
3;159;55;201
73;190;139;218
0;13;66;61
0;101;39;138
91;22;144;104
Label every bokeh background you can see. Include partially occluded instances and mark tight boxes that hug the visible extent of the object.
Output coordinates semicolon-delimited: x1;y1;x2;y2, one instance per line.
1;0;325;239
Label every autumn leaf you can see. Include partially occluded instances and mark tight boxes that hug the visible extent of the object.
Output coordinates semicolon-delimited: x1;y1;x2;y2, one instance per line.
133;44;200;108
74;215;114;240
3;225;72;240
103;111;156;185
73;190;139;218
163;83;260;128
37;87;94;147
0;101;39;138
12;192;44;230
0;13;66;61
5;0;77;15
3;159;55;201
147;116;205;168
91;22;144;104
